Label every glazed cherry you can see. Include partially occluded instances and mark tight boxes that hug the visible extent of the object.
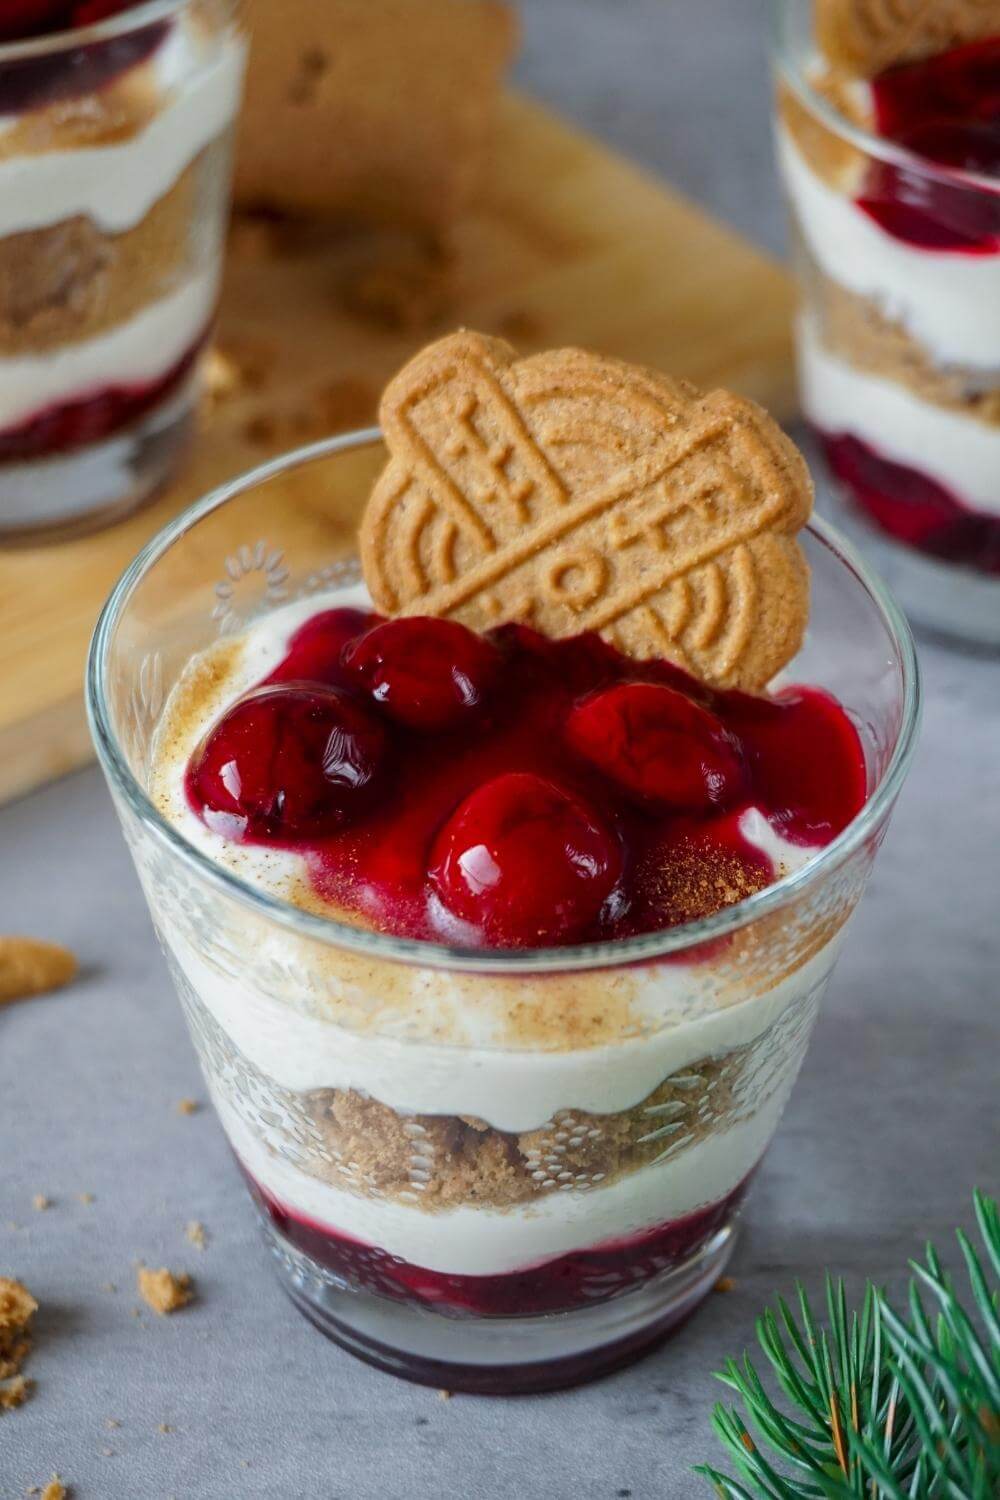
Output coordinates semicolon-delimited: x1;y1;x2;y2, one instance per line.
267;608;378;689
428;772;622;945
345;616;499;731
566;682;744;812
725;687;868;844
188;683;387;840
0;1;72;41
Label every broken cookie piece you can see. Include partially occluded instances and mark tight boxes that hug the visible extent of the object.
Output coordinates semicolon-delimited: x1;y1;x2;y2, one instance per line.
0;938;77;1005
0;1277;37;1407
137;1267;193;1316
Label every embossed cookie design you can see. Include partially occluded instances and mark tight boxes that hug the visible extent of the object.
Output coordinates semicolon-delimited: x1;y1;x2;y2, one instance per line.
816;0;1000;75
361;333;812;692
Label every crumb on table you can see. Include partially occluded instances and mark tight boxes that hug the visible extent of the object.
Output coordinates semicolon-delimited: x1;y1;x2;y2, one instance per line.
0;1277;37;1402
137;1268;193;1316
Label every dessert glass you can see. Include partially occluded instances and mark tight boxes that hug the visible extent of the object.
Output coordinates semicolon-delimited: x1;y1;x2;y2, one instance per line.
0;0;245;541
772;0;1000;645
87;431;920;1393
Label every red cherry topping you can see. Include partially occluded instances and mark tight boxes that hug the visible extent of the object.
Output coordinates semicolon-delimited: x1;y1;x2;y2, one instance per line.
0;1;68;40
267;608;379;689
345;616;499;731
428;772;622;945
725;687;868;844
565;682;744;812
188;684;387;840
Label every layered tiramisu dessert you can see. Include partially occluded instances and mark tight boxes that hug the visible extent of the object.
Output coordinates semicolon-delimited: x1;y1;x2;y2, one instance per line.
126;332;896;1387
0;0;244;537
776;0;1000;631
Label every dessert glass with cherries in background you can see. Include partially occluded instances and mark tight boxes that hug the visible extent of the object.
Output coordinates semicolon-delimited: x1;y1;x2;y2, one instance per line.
0;0;245;541
87;429;919;1393
773;0;1000;644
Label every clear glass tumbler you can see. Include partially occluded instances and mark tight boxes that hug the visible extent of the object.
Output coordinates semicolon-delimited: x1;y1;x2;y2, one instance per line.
772;0;1000;645
87;431;920;1393
0;0;245;541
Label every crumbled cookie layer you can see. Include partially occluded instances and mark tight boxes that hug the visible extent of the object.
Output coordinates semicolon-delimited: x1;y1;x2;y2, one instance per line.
0;143;226;358
296;1046;754;1211
800;251;1000;423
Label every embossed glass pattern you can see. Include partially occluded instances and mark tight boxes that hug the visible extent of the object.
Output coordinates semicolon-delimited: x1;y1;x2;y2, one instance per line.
87;431;919;1392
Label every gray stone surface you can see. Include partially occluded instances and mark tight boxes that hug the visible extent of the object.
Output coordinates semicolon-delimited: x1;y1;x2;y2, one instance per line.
1;2;997;1496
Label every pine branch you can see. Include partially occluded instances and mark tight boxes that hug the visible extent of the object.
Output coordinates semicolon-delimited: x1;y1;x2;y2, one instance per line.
695;1190;1000;1500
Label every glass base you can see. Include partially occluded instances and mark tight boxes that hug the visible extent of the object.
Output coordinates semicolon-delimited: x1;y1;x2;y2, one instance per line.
261;1214;737;1395
823;483;1000;649
0;380;196;545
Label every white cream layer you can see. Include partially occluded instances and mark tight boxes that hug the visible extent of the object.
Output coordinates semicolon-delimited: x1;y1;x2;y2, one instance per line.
220;1086;785;1277
0;25;245;238
0;266;216;430
170;920;837;1132
799;315;1000;517
778;127;1000;372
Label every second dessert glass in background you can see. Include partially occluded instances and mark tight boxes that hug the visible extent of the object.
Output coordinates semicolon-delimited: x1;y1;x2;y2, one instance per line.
87;431;920;1394
0;0;245;542
772;0;1000;645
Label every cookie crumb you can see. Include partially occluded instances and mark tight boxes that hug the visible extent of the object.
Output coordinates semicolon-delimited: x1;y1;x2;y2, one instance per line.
32;1195;50;1211
437;1389;452;1402
137;1267;193;1316
0;1374;31;1409
0;1278;37;1396
184;1220;207;1251
157;1422;173;1434
77;1193;94;1206
104;1417;120;1429
40;1479;66;1500
714;1275;737;1294
176;1098;200;1115
0;937;77;1004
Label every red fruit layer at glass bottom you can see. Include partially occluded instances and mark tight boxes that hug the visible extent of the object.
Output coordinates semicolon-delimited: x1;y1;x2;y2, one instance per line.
245;1168;748;1318
187;610;868;947
0;326;208;462
857;37;1000;252
819;429;1000;576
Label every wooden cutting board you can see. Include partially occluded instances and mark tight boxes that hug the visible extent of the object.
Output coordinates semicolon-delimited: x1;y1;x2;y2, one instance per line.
0;93;795;807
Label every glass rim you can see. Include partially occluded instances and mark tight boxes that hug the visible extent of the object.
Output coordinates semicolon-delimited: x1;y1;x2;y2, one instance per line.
86;427;922;976
769;0;1000;197
0;0;189;61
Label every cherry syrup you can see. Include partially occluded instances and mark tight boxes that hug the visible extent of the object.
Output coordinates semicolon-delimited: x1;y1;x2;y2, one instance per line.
857;37;1000;251
186;610;868;949
0;3;167;116
246;1168;747;1319
820;430;1000;575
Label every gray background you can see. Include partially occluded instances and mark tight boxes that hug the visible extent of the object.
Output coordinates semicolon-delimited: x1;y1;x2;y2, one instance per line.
2;2;997;1496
